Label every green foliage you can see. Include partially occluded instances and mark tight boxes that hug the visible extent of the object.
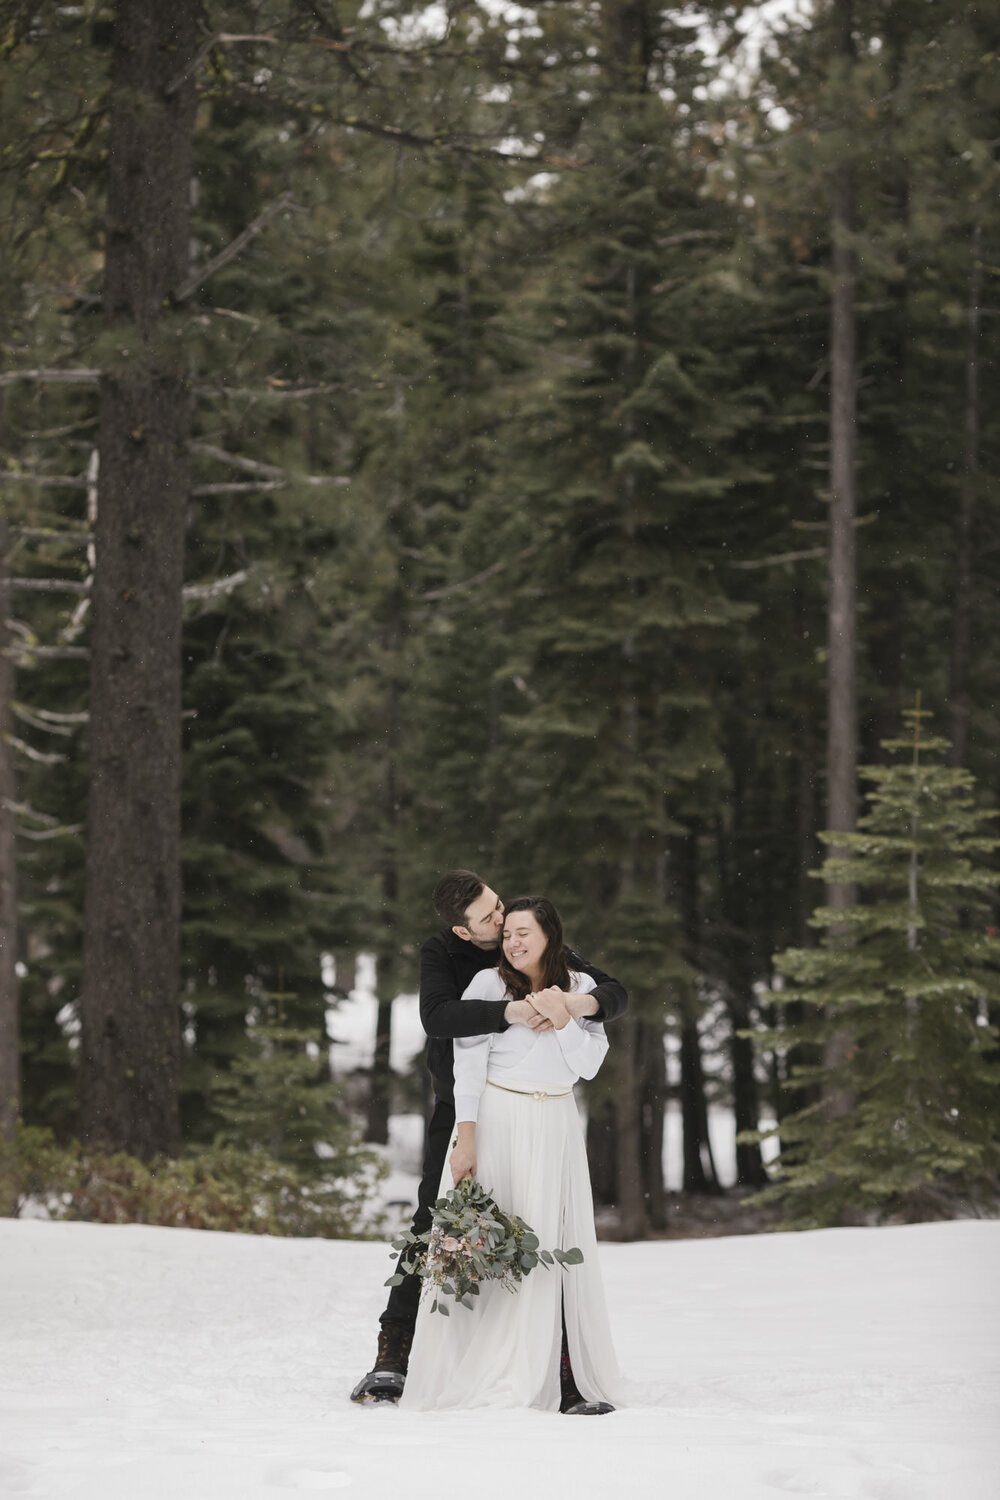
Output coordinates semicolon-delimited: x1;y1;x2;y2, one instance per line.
3;0;999;1225
389;1175;582;1315
0;1123;387;1238
747;718;1000;1228
210;1011;366;1180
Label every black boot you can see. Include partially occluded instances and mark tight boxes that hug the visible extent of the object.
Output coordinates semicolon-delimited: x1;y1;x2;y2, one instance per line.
559;1319;614;1416
349;1323;413;1404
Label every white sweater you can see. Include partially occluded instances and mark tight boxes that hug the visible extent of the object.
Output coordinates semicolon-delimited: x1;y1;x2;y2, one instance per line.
453;968;609;1124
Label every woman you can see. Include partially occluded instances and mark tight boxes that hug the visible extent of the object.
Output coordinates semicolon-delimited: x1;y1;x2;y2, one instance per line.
400;896;623;1415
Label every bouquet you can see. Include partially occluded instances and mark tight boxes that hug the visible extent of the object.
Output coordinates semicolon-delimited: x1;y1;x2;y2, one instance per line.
386;1177;583;1316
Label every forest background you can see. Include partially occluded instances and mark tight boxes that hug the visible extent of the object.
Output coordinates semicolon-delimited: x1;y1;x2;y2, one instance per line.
1;0;998;1242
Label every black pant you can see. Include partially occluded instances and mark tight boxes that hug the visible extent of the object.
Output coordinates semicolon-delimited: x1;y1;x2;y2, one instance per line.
380;1097;455;1331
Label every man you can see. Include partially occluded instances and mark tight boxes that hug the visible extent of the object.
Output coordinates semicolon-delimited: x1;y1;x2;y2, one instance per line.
351;868;628;1403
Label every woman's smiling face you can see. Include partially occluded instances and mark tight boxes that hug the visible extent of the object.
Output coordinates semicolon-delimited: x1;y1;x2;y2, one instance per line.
501;909;547;976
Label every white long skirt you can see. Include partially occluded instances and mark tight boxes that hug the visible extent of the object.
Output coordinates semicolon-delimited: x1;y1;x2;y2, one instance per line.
400;1082;623;1412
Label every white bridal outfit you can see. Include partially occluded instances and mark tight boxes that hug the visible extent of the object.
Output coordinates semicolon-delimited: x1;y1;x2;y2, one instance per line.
400;968;623;1412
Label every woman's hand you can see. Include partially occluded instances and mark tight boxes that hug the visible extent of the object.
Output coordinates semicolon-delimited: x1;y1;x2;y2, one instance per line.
450;1123;477;1185
504;997;552;1031
528;985;572;1030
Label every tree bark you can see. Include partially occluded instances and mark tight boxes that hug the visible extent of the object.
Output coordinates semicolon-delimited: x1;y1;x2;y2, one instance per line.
822;0;859;1102
947;221;982;769
715;796;767;1188
614;1015;646;1237
0;512;19;1145
640;1018;667;1228
671;830;722;1195
78;1;200;1159
826;1;859;899
366;656;401;1146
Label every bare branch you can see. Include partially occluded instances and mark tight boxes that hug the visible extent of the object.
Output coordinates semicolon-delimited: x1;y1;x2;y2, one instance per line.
191;443;285;479
0;474;90;489
191;442;350;488
195;382;344;402
6;735;66;765
191;481;286;496
11;704;75;737
12;704;89;726
0;369;99;388
3;799;59;825
3;645;90;662
205;83;586;168
729;548;827;570
417;546;537;602
174;195;299;302
183;569;252;602
16;822;84;841
166;32;280;95
657;231;727;248
11;578;90;594
12;527;92;545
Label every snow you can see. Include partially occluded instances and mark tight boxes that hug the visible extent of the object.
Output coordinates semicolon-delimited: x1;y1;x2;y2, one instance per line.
2;1217;997;1499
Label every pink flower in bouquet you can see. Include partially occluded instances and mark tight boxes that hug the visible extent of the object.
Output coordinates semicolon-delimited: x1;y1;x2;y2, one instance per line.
440;1235;462;1254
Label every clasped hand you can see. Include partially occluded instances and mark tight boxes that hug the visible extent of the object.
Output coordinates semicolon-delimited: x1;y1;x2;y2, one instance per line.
506;985;571;1032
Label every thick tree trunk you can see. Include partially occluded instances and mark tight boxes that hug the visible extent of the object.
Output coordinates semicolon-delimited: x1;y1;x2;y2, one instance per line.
0;513;19;1146
948;222;982;769
78;2;199;1159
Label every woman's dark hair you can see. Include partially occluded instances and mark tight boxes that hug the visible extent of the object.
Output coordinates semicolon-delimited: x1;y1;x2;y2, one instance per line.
497;896;572;1002
433;869;487;928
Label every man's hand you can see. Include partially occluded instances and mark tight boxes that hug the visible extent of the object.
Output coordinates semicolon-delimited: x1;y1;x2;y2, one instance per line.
504;997;553;1031
564;989;600;1021
450;1124;477;1185
528;986;572;1030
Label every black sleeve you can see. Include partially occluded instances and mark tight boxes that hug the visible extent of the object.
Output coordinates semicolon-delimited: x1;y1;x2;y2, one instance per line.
418;938;510;1040
565;947;629;1024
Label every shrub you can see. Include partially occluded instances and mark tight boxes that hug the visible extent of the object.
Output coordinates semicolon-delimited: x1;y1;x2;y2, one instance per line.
0;1125;387;1238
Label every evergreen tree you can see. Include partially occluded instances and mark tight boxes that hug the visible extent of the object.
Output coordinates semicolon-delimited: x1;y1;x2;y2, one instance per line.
754;704;1000;1228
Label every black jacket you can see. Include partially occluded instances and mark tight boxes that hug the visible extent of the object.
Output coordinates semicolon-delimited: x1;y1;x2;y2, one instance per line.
419;929;629;1103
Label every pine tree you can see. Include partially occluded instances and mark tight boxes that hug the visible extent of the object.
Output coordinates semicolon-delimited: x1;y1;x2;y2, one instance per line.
755;702;1000;1228
209;973;364;1180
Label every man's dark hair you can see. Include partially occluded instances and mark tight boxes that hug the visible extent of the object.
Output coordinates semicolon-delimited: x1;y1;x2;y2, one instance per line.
433;869;487;928
496;895;572;1001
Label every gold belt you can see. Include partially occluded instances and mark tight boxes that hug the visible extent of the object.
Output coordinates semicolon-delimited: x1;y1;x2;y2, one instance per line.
486;1080;573;1101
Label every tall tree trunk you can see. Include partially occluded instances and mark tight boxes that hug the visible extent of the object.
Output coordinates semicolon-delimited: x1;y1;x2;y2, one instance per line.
672;829;721;1195
822;0;859;1106
586;1093;617;1206
948;221;982;769
615;1016;646;1236
640;1019;667;1228
716;791;767;1188
366;657;401;1145
0;513;18;1146
826;0;859;899
78;1;199;1159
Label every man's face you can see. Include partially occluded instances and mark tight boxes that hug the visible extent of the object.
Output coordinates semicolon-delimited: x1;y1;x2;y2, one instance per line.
454;885;504;949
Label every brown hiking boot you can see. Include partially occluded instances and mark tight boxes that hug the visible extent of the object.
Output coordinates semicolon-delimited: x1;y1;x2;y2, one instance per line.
349;1324;414;1404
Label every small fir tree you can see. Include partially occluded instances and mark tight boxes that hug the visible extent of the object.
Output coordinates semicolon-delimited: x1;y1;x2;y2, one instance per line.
752;702;1000;1228
209;977;363;1181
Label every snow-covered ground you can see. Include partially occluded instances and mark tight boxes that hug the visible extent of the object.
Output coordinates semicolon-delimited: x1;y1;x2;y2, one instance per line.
2;1217;997;1499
